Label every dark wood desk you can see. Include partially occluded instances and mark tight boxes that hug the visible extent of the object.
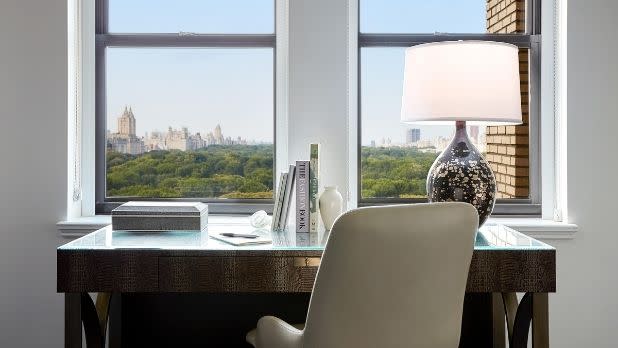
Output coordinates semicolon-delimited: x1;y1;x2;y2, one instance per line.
58;223;555;348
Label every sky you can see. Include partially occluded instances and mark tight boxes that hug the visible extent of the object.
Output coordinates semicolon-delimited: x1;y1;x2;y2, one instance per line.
106;0;487;145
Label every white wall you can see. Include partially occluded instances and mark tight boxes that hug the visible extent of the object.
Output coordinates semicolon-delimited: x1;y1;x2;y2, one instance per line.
288;0;353;205
549;0;618;346
0;0;617;347
0;0;67;346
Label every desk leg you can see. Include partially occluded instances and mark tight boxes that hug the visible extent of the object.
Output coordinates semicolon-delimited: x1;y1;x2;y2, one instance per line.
108;293;122;348
532;293;549;348
65;293;82;348
491;293;506;348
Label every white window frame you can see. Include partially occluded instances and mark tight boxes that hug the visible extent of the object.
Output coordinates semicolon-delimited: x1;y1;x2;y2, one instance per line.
69;0;288;217
355;0;542;217
67;0;571;234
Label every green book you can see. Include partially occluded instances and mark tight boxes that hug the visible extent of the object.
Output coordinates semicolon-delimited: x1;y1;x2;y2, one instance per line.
309;143;320;232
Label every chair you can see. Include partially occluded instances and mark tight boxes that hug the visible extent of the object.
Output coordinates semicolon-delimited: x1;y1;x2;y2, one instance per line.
246;202;479;348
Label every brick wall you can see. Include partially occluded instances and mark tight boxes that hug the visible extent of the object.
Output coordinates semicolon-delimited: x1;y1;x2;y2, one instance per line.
485;0;529;198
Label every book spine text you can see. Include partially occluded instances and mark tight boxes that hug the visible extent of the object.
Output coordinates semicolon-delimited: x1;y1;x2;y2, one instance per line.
295;161;309;233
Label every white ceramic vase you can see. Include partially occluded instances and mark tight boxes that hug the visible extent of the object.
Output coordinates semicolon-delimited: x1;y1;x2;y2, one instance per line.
319;186;343;231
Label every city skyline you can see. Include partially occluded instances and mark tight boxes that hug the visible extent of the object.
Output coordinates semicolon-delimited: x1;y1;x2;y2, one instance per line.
107;106;267;155
107;105;268;144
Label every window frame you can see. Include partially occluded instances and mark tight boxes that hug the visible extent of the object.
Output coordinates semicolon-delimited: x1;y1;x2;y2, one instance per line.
356;0;542;216
94;0;279;214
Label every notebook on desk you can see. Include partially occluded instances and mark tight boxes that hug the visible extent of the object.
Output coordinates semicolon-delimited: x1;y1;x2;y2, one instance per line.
209;228;272;246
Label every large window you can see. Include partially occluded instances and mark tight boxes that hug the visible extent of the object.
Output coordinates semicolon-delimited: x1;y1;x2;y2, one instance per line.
95;0;276;213
359;0;541;215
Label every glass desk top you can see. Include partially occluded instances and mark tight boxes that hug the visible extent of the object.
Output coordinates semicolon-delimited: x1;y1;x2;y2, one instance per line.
59;221;554;252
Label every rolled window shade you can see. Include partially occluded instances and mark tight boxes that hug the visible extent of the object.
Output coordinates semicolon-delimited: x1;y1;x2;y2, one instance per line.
71;0;82;202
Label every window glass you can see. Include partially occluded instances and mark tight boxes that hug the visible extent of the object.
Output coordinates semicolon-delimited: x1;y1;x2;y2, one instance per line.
360;0;525;34
108;0;274;34
360;47;530;199
105;48;274;199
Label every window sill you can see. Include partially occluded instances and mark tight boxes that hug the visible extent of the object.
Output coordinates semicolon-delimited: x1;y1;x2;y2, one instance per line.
57;215;111;238
487;217;578;240
57;215;578;240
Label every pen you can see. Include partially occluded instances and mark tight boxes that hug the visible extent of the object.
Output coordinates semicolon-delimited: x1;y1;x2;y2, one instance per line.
220;232;259;239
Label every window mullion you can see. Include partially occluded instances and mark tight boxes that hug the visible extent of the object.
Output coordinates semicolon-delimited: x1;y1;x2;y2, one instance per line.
95;0;108;34
96;33;276;48
359;33;534;48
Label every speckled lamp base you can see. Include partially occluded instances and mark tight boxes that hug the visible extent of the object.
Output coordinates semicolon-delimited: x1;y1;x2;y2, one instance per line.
427;121;496;226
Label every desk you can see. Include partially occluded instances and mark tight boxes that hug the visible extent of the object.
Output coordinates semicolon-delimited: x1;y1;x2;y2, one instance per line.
58;223;555;348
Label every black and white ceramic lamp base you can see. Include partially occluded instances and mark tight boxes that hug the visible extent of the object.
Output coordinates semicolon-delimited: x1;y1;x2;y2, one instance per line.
426;121;496;226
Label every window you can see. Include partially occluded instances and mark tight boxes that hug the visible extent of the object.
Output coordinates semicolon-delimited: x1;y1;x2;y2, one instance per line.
95;0;276;213
358;0;541;215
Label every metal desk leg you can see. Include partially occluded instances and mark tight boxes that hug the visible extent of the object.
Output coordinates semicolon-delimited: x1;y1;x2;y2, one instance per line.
65;293;82;348
108;293;122;348
492;293;506;348
532;293;549;348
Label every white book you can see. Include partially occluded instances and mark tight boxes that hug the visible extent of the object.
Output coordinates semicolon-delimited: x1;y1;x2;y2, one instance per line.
295;161;310;233
271;172;287;231
279;164;296;230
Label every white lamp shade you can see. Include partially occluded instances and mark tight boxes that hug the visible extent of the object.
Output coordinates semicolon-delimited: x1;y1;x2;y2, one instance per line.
401;41;522;125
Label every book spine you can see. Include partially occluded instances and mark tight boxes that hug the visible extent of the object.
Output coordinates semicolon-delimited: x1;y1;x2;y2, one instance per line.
271;172;287;231
309;144;320;232
295;161;310;233
279;164;296;230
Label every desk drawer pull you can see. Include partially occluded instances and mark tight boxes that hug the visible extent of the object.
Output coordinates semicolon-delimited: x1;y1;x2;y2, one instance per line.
294;257;321;267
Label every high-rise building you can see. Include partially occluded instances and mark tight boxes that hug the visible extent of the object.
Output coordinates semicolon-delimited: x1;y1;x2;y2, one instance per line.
406;128;421;144
144;131;165;151
117;106;136;136
108;106;144;155
469;126;479;143
165;127;191;151
213;124;224;144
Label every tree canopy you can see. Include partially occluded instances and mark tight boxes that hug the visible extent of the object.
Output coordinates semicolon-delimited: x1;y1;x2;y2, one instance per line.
106;145;437;200
106;145;274;199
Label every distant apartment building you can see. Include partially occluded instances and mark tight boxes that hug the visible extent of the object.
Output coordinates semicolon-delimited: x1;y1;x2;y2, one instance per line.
406;128;421;144
107;106;145;155
165;127;195;151
144;131;165;151
469;126;479;143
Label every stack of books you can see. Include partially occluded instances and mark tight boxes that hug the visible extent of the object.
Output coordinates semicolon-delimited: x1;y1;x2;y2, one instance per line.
271;143;320;233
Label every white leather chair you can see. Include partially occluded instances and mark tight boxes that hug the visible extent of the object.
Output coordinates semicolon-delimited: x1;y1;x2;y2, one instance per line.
246;202;479;348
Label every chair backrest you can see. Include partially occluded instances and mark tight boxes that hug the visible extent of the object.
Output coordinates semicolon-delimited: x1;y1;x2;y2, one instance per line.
303;202;478;348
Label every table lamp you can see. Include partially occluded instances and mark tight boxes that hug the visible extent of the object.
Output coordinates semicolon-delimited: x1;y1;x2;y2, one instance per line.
401;41;522;226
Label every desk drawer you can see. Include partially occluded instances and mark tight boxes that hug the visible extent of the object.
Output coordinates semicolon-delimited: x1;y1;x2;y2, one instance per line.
158;256;320;292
